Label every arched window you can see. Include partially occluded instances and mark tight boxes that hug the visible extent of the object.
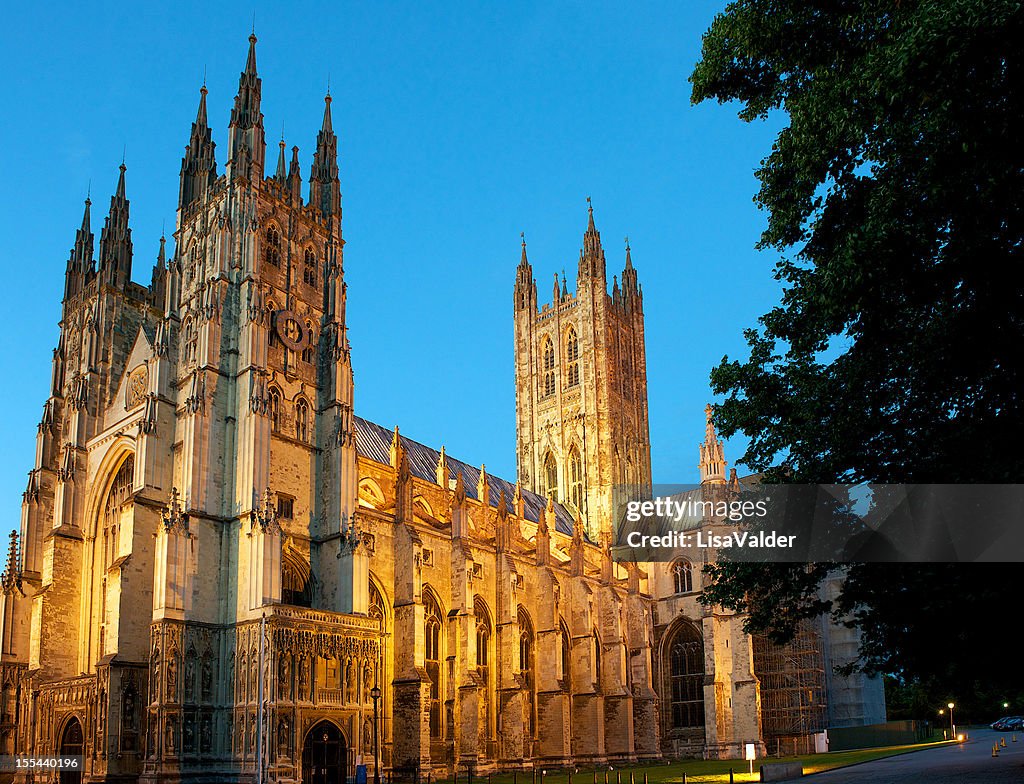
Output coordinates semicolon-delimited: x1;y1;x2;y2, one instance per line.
269;388;282;432
301;322;315;364
295;398;310;443
566;326;580;387
475;597;493;738
543;452;558;502
593;631;603;692
302;248;318;287
518;608;536;737
540;337;556;398
424;591;443;739
568;445;583;513
183;316;198;365
672;559;694;594
282;554;312;607
369;580;387;631
264;226;281;268
98;455;134;656
666;622;706;730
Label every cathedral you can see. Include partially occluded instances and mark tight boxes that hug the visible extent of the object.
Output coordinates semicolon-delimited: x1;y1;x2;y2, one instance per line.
0;36;883;784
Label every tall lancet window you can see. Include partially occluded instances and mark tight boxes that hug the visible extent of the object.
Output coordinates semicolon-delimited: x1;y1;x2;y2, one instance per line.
475;597;493;738
99;455;134;655
269;388;282;432
566;326;580;387
568;446;583;514
424;592;443;739
667;622;706;729
303;248;318;287
295;399;310;443
541;337;556;398
264;226;281;267
518;608;536;738
543;452;558;502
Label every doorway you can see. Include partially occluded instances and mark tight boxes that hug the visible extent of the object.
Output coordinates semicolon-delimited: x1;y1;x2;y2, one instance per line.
58;716;84;784
302;720;347;784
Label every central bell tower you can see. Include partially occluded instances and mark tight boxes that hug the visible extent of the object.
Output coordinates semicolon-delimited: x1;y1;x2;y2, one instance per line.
513;201;652;540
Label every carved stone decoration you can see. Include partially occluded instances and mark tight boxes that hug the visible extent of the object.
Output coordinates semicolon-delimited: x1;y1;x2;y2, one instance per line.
125;364;149;409
272;309;309;352
200;712;213;753
201;655;213;702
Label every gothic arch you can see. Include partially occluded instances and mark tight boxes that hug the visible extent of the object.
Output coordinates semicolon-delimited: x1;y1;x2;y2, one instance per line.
85;439;136;538
658;618;707;736
422;587;445;739
368;573;390;630
567;443;584;514
358;478;385;509
282;550;312;607
474;596;494;738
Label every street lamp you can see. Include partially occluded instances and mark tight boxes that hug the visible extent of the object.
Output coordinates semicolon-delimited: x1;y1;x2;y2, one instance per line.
947;702;955;740
371;684;382;784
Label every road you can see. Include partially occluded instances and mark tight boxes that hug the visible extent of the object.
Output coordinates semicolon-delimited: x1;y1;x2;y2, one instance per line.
805;729;1024;783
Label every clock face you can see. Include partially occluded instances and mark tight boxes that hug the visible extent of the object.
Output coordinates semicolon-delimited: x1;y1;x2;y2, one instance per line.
274;309;308;351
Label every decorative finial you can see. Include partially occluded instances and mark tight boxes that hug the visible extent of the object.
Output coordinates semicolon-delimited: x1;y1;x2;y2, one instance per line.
121;145;126;166
586;195;592;209
202;64;207;89
521;231;525;245
326;73;331;97
625;235;630;250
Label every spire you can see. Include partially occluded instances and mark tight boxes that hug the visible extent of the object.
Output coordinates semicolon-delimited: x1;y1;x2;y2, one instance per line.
245;31;258;76
621;235;639;301
309;93;341;219
98;163;133;289
73;197;94;265
196;83;208;126
288;145;303;203
578;196;606;281
514;231;535;311
150;233;168;307
179;85;217;210
228;34;266;183
699;403;727;484
115;161;126;199
275;138;287;182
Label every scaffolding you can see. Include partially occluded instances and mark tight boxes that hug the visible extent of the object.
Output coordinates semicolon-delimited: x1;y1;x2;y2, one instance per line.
753;620;828;756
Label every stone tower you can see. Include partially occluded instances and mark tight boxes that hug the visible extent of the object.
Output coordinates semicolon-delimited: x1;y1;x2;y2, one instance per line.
513;201;652;540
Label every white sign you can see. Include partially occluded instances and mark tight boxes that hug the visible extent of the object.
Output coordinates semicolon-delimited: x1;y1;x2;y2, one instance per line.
745;743;756;761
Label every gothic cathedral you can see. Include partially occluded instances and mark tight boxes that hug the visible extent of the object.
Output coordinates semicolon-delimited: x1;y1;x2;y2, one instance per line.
0;36;883;784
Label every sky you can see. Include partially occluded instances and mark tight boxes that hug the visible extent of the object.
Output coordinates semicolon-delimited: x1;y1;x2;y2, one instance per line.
0;1;787;541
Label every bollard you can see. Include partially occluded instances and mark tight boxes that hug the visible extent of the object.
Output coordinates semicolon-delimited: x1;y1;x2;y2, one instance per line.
643;775;648;784
630;773;635;784
514;774;518;784
593;772;597;784
729;769;734;784
604;773;608;784
616;773;621;784
682;775;686;784
568;773;573;784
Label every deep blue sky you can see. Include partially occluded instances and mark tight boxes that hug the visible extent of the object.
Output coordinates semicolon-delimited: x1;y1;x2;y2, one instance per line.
0;2;786;538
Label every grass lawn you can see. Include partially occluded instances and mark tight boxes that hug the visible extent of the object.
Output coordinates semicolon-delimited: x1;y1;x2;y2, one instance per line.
431;740;956;784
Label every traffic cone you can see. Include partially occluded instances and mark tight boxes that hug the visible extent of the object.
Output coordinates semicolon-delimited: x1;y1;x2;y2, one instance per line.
992;743;999;757
1012;734;1018;743
1001;737;1007;748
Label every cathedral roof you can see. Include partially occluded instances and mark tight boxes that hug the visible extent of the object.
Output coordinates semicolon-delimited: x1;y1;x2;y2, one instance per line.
353;416;578;536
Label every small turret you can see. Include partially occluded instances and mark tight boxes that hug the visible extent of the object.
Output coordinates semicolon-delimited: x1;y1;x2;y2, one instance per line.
578;196;606;282
514;233;536;311
227;34;266;183
621;236;640;305
64;196;94;303
699;403;727;484
309;93;341;220
150;234;168;308
179;85;217;210
97;163;133;289
288;145;303;203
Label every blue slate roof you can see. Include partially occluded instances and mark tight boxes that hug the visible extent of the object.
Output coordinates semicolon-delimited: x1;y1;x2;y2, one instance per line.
353;416;577;537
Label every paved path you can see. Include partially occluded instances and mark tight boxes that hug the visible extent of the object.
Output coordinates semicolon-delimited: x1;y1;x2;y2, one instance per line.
803;729;1024;783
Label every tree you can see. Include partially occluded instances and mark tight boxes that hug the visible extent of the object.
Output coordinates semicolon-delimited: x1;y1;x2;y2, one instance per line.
690;0;1024;693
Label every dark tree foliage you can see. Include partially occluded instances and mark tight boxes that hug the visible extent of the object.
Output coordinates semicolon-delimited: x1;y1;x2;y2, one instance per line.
690;0;1024;693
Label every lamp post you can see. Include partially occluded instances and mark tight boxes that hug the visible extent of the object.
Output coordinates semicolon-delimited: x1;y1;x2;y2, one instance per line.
371;684;382;784
948;702;955;740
